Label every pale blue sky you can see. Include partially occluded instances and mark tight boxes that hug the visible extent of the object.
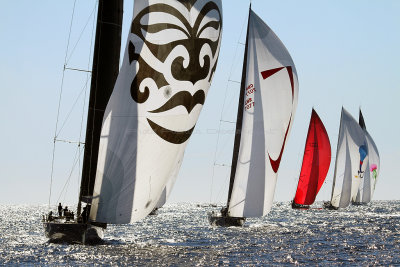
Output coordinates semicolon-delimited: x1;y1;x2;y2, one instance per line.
0;0;399;205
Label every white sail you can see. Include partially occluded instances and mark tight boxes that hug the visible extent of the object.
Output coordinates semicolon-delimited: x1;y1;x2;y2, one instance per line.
228;10;298;218
330;108;368;209
90;0;222;223
354;130;380;203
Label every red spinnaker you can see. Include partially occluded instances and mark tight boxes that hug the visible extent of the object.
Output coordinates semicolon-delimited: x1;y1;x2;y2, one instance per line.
293;109;331;206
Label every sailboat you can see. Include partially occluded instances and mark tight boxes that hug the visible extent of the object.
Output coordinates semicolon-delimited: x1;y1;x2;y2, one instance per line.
209;6;298;226
324;108;368;210
352;109;380;205
291;109;331;209
44;0;223;244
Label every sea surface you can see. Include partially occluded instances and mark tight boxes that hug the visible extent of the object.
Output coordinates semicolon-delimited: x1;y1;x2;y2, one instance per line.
0;201;399;266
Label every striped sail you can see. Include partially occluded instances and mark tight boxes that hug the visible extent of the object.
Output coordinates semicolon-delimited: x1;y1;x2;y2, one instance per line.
90;0;223;223
354;110;380;203
228;9;298;218
330;108;368;209
293;109;331;206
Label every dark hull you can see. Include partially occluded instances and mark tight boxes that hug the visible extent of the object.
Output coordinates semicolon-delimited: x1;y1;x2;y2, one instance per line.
291;201;310;210
323;201;339;210
352;201;369;206
44;222;104;245
208;212;245;227
149;208;158;216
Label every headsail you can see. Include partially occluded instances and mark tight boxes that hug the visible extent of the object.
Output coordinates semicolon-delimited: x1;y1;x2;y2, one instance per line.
90;0;223;223
330;108;367;209
228;9;299;218
293;109;331;206
354;109;380;203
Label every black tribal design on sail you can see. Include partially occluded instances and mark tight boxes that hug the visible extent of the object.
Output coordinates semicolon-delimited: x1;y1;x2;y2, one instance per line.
128;0;222;144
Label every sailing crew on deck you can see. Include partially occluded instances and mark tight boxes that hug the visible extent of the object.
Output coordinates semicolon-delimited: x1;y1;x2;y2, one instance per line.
81;205;89;223
47;211;53;221
58;203;62;216
63;206;69;217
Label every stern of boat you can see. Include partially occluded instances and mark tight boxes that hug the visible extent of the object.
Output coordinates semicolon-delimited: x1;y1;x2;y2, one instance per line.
44;220;105;244
208;211;245;227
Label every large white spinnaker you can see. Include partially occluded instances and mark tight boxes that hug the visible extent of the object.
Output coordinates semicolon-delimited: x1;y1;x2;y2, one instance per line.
228;10;298;218
90;0;222;223
330;108;368;209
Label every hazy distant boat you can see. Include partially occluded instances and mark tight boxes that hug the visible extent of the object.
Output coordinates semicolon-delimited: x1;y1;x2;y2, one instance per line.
352;109;380;205
209;5;298;226
44;0;222;244
292;109;331;209
325;108;367;210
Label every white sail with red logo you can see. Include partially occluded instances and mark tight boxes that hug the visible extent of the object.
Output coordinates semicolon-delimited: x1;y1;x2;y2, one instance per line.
226;8;299;218
90;0;223;224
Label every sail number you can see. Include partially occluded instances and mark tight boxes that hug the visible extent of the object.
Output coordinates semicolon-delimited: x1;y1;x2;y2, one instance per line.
245;84;255;110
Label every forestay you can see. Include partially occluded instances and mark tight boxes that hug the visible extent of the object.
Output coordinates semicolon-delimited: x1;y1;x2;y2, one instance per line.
330;108;368;209
90;0;222;223
228;10;298;218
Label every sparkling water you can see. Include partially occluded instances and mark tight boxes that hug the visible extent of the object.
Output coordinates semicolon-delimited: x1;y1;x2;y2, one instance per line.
0;201;399;265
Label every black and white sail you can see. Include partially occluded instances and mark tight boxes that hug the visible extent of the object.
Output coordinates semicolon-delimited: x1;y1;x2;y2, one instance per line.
90;0;223;223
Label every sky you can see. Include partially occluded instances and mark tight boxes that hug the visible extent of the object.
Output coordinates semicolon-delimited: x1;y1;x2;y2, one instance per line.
0;0;399;206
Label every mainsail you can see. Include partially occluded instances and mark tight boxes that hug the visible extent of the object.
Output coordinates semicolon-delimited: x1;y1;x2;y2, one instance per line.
330;108;368;209
227;9;299;218
353;109;380;203
293;109;331;207
78;0;123;214
90;0;223;223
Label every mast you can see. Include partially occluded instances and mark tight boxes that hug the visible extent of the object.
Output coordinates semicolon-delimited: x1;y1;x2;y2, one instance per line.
359;108;366;130
78;0;123;215
226;6;252;209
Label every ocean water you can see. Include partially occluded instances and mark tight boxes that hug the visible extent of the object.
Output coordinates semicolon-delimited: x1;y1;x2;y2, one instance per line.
0;201;399;266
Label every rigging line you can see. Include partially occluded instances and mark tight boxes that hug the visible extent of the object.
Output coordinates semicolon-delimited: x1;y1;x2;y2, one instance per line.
209;14;247;204
228;79;241;84
214;163;231;167
56;80;90;137
215;173;230;204
65;3;98;65
54;139;84;144
65;67;92;73
48;0;77;209
56;145;81;205
220;120;235;124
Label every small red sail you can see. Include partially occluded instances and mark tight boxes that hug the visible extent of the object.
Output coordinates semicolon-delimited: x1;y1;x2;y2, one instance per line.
293;109;331;206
